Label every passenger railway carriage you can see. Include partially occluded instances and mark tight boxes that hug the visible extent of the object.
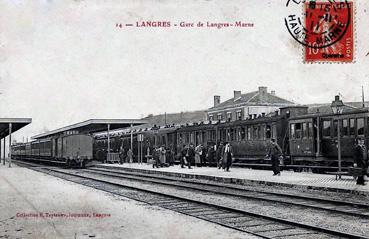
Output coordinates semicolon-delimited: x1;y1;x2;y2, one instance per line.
288;108;369;172
93;125;178;162
176;106;307;167
12;134;93;168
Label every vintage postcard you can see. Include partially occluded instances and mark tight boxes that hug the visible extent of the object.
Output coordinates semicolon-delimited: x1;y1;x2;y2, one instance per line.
1;0;369;239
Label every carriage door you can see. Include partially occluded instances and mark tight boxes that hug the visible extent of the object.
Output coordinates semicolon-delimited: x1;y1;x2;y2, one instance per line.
53;138;57;157
57;138;63;158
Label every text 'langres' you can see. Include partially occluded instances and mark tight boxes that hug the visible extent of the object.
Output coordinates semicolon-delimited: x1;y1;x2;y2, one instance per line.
116;21;254;29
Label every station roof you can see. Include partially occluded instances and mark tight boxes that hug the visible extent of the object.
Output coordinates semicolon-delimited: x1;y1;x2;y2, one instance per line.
0;118;32;139
32;119;147;140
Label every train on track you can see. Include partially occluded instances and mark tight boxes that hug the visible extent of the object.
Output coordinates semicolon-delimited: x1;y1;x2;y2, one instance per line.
12;134;93;168
12;104;369;172
93;105;369;173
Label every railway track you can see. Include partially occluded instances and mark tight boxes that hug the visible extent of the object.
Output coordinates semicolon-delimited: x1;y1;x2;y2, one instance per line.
84;167;369;218
14;160;369;239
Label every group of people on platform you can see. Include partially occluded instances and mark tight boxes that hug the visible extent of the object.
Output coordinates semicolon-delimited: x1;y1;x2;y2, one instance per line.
118;147;133;164
179;141;234;171
117;137;368;185
117;139;284;174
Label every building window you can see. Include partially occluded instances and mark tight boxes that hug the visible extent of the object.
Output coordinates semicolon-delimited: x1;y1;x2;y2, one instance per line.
236;111;242;120
227;112;232;121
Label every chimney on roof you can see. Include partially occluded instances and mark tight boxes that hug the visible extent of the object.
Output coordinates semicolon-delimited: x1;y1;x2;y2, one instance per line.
214;95;221;107
271;90;275;96
233;90;241;100
259;86;267;102
258;86;267;94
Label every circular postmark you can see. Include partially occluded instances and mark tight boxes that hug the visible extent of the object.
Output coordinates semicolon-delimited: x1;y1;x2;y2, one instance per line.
284;0;351;49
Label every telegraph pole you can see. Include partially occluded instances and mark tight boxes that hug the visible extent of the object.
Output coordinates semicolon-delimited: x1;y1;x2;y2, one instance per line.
362;86;365;108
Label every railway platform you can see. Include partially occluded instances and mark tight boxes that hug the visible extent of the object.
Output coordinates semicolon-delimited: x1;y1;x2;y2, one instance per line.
95;163;369;196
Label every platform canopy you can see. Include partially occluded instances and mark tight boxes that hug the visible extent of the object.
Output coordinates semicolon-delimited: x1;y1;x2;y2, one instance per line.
32;119;147;140
0;118;32;139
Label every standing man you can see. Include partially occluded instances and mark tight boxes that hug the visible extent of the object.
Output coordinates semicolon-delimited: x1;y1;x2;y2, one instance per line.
222;142;233;172
201;145;207;167
180;144;187;168
186;143;195;169
119;145;125;165
153;147;160;168
353;138;366;185
195;144;202;167
267;138;283;176
206;143;215;166
216;142;224;169
127;148;133;164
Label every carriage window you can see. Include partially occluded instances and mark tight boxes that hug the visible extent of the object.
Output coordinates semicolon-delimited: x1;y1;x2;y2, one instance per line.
253;126;258;139
217;114;223;121
333;120;338;137
240;127;246;140
260;125;265;140
295;123;302;139
258;126;262;139
230;128;235;141
322;120;331;138
303;123;308;139
349;119;355;136
272;125;277;139
265;125;271;139
247;126;251;140
308;122;313;138
290;124;295;139
342;119;349;136
357;118;364;136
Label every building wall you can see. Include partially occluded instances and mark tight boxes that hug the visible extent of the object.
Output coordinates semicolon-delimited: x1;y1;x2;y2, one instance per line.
208;105;282;122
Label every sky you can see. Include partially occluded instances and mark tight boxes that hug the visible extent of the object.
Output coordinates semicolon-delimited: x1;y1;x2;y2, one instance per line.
1;0;369;141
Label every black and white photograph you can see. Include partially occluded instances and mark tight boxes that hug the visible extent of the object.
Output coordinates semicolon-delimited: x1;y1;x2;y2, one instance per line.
1;0;369;238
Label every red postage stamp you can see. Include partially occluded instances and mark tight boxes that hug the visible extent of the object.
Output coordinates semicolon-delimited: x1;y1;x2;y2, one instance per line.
304;1;354;63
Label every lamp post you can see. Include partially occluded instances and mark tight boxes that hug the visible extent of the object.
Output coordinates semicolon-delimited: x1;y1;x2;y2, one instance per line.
331;95;345;178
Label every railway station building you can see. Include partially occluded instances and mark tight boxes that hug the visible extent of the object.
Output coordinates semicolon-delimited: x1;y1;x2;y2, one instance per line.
207;86;296;122
0;118;32;167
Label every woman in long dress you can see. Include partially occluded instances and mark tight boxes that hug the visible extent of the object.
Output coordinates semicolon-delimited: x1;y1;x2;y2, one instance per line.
195;144;202;166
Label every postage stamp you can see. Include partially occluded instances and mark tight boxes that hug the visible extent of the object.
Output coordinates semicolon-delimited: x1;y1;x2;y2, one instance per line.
285;0;354;63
